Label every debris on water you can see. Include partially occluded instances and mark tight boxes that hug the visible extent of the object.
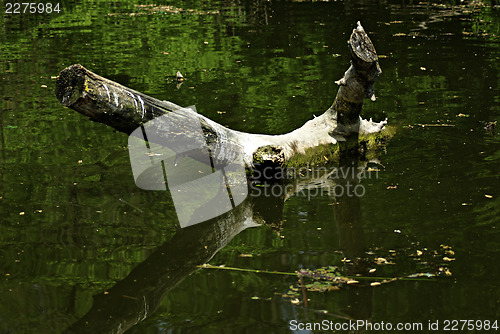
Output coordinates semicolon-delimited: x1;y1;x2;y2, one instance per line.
118;198;144;213
438;267;452;276
374;257;392;265
483;121;496;133
407;273;436;278
176;71;184;82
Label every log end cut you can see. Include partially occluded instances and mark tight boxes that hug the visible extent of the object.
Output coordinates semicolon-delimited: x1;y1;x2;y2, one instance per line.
55;64;87;107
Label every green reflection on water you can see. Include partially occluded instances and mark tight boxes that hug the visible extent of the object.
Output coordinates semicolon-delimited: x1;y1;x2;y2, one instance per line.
1;0;499;333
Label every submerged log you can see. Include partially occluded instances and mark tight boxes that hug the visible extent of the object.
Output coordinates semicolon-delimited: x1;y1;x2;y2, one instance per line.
55;21;389;170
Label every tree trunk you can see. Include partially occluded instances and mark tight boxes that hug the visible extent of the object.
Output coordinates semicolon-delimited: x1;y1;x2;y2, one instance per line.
55;21;389;170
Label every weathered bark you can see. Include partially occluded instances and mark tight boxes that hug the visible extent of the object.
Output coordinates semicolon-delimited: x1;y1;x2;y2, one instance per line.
55;22;387;170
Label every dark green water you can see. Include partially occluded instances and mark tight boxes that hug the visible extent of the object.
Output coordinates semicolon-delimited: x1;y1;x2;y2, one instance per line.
1;1;499;333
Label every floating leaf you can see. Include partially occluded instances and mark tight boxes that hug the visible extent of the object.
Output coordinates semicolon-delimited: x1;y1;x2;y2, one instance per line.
374;257;388;265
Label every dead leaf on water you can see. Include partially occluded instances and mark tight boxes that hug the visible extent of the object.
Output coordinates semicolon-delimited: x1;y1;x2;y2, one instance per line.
439;267;452;276
374;257;389;265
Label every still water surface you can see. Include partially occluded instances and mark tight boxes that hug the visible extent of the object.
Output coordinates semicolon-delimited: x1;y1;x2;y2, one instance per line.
1;0;499;333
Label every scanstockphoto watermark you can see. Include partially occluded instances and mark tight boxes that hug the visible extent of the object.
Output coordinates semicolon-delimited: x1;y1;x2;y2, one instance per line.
249;164;379;199
289;319;424;332
251;163;379;182
128;106;248;228
289;319;499;332
127;107;381;228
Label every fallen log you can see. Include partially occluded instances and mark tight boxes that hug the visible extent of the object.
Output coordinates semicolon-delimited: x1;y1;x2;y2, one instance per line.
55;21;391;171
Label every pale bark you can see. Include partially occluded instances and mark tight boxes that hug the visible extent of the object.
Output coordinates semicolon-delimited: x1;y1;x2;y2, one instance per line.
55;22;387;169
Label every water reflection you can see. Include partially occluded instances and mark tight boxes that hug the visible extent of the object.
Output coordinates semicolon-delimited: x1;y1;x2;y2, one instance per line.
64;145;382;333
64;198;259;333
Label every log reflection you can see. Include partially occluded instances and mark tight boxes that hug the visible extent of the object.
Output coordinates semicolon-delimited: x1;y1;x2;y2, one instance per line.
64;200;260;333
65;156;378;333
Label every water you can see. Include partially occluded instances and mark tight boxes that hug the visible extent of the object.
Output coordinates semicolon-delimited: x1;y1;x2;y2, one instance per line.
1;0;499;333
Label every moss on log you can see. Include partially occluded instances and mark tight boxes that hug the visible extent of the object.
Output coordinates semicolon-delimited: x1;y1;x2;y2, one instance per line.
55;21;391;173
